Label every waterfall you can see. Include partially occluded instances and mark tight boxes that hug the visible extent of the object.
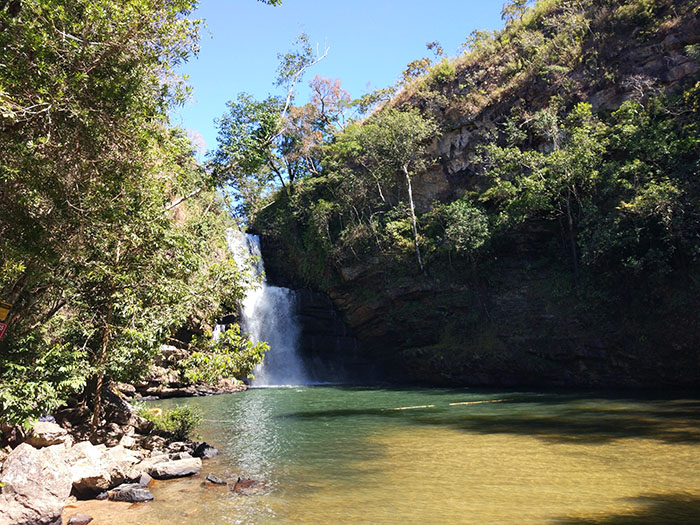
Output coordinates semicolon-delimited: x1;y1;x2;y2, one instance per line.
226;229;308;386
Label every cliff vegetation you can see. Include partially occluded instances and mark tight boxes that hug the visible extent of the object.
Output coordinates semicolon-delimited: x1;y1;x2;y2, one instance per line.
248;0;700;387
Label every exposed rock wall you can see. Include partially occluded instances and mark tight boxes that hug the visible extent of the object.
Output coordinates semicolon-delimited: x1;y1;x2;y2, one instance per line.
411;12;700;212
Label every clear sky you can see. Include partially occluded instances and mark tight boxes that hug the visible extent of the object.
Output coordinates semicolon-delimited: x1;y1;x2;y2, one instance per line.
172;0;506;157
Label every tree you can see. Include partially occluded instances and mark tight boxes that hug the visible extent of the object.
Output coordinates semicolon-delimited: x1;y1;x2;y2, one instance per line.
211;94;284;216
355;109;439;272
0;0;271;430
212;37;337;218
501;0;530;25
482;103;607;284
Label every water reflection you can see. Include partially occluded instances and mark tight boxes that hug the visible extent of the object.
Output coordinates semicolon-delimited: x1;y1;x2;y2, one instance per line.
65;387;700;525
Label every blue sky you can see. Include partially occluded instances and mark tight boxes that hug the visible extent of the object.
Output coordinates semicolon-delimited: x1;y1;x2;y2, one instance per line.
173;0;506;157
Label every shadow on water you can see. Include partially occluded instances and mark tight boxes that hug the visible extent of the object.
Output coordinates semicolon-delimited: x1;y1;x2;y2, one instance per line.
555;493;700;524
279;387;700;445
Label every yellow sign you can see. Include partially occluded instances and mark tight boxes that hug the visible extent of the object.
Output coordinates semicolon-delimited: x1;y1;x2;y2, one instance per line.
0;302;12;322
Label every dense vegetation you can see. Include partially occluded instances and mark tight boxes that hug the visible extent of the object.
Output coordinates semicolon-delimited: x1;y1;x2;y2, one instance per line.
1;0;698;431
0;0;273;429
245;0;700;385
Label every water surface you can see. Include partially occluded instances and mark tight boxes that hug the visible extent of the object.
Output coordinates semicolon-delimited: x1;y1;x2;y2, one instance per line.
65;387;700;524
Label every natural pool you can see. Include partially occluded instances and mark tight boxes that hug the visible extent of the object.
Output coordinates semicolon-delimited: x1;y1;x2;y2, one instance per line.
65;387;700;524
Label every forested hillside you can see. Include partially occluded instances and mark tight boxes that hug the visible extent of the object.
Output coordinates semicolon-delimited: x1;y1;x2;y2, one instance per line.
250;0;700;387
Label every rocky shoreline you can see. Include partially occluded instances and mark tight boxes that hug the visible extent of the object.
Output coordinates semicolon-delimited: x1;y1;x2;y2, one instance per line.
0;379;257;525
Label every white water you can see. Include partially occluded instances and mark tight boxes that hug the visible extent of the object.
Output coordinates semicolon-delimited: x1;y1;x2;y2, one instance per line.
226;229;308;386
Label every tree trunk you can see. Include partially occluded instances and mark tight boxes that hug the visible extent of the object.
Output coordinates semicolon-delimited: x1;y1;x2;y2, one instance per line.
90;309;111;441
403;166;424;273
566;188;580;286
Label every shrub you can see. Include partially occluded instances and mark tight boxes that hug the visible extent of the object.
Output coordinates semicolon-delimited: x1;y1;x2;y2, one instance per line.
140;405;202;441
429;59;457;85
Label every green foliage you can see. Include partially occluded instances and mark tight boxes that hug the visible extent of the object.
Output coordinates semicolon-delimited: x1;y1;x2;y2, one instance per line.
182;325;268;384
442;201;491;256
352;86;398;115
141;405;202;441
211;93;284;215
0;0;259;428
0;335;86;427
429;59;457;86
402;57;432;84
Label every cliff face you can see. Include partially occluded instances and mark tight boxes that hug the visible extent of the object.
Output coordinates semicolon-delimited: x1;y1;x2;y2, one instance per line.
410;6;700;212
258;0;700;389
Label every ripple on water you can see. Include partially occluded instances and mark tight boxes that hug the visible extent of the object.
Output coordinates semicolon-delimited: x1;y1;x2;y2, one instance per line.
63;387;700;524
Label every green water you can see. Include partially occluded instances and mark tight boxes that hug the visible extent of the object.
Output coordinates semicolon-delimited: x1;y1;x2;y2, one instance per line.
66;387;700;524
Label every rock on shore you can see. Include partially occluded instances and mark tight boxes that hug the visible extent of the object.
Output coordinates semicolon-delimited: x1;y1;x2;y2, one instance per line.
0;436;210;524
0;443;72;525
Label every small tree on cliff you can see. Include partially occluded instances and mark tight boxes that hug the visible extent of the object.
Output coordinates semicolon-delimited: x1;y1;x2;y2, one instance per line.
356;108;438;273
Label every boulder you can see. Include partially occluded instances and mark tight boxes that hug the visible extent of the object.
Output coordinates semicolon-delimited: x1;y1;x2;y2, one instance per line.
129;414;154;435
25;421;72;448
167;441;191;453
193;441;219;459
0;443;72;525
53;405;90;432
68;514;93;525
147;457;202;479
169;451;193;460
115;382;136;395
101;387;133;426
107;483;154;503
66;442;140;497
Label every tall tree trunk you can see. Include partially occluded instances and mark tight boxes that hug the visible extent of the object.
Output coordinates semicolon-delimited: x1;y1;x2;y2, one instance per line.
403;166;424;273
90;302;112;441
566;188;580;286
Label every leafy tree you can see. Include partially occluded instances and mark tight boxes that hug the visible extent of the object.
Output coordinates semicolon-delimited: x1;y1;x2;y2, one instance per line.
0;0;273;430
211;94;284;216
482;103;606;283
355;109;439;272
443;201;491;257
212;37;339;218
182;325;268;384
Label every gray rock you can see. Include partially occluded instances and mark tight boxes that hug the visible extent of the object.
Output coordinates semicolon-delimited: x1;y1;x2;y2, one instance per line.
205;473;227;485
129;414;154;435
68;514;93;525
193;441;218;459
167;441;190;452
107;483;154;503
147;457;202;479
169;451;193;460
25;421;72;448
138;472;153;487
0;443;72;525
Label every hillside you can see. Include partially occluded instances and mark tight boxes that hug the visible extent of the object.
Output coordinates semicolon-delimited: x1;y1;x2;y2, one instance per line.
252;0;700;388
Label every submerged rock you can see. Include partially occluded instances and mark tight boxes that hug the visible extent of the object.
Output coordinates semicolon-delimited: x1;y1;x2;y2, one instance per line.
0;443;72;525
205;473;227;485
231;476;266;495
